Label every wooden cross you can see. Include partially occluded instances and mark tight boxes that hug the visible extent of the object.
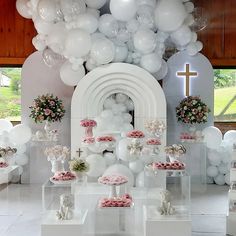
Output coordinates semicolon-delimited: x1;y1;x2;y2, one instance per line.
177;64;198;96
76;148;83;158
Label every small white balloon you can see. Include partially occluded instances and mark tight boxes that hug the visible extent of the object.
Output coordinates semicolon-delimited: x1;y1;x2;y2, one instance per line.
60;61;85;86
15;154;29;166
224;130;236;143
86;8;100;19
32;35;46;51
77;13;98;34
0;119;13;134
206;166;218;178
153;59;168;80
116;94;128;104
214;174;226;186
110;0;138;22
186;42;199;56
171;25;192;47
121;123;134;132
101;110;114;120
98;14;119;38
86;154;106;177
113;44;128;62
85;0;106;9
9;125;32;146
104;97;116;109
34;17;54;35
140;53;162;73
125;99;134;111
38;0;58;22
218;163;228;175
208;150;221;166
184;1;194;13
103;152;116;166
123;113;132;123
14;144;27;155
16;0;32;19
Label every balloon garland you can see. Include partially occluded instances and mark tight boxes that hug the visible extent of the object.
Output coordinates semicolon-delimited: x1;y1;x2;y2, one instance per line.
16;0;205;86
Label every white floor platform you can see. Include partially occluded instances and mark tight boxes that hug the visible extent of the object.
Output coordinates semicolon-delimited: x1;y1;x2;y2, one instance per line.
0;184;229;236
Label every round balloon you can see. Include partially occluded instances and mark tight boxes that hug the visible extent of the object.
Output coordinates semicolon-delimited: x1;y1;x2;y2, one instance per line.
214;174;226;186
15;154;29;166
129;160;144;174
98;14;119;38
60;61;85;86
136;171;145;187
110;0;138;22
86;154;106;177
103;164;134;187
140;53;162;73
153;59;168;80
90;38;115;64
9;124;32;145
154;0;187;32
103;152;116;166
0;119;13;134
77;13;98;34
225;172;230;185
133;29;157;54
113;44;128;62
38;0;58;22
171;25;192;46
65;29;91;58
34;17;54;35
16;0;32;19
85;0;106;9
224;130;236;143
206;166;218;178
202;126;222;150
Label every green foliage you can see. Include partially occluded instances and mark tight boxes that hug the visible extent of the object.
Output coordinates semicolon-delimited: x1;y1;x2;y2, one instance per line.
214;69;236;88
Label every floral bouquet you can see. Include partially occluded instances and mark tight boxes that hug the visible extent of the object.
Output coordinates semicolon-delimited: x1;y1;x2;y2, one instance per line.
29;94;65;123
0;147;17;166
176;96;210;124
69;159;90;173
144;119;166;136
165;144;186;161
45;145;70;162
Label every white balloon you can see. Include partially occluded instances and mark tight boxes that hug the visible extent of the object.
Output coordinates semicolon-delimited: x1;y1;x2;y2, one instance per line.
85;60;97;71
110;0;138;22
77;13;98;34
125;99;134;111
86;154;106;177
208;150;221;166
14;144;27;155
214;174;226;186
118;138;129;162
137;0;156;7
37;0;58;22
153;59;168;80
15;154;29;166
224;130;236;143
126;19;140;33
206;166;218;178
9;125;32;146
203;126;222;150
129;160;144;174
112;104;127;114
16;0;32;19
104;164;134;187
218;163;228;175
42;48;64;67
47;22;68;54
186;42;199;56
122;113;132;123
195;41;203;51
137;5;155;29
60;0;86;22
32;35;46;51
140;53;162;73
136;171;145;187
116;94;128;104
65;29;91;58
103;152;116;166
0;119;13;134
121;124;134;132
86;8;100;19
154;0;187;32
101;110;114;120
18;166;24;175
60;61;85;86
98;14;119;38
104;97;116;109
85;0;106;9
133;29;156;54
184;1;194;13
113;44;128;62
34;17;54;35
225;172;230;185
171;25;192;47
90;38;115;64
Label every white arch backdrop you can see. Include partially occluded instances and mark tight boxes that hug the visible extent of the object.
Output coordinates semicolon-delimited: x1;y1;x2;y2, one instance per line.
71;63;167;155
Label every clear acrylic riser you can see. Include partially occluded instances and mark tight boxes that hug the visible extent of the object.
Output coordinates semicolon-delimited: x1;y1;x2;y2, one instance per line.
42;179;72;212
180;142;207;193
0;166;19;184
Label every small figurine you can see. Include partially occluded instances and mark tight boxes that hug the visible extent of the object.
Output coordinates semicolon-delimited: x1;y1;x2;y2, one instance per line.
158;190;175;215
56;194;74;220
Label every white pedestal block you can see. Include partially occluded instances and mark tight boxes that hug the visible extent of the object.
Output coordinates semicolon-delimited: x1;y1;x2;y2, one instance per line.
0;166;19;184
227;213;236;236
41;210;87;236
143;206;191;236
230;169;236;182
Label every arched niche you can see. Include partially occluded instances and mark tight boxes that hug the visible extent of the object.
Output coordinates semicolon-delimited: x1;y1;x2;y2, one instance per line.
71;63;167;155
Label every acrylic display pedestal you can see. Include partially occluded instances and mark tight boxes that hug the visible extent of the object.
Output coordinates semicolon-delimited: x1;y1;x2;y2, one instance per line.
181;142;207;192
227;213;236;236
143;205;191;236
30;140;57;184
42;179;72;211
0;166;19;184
41;210;88;236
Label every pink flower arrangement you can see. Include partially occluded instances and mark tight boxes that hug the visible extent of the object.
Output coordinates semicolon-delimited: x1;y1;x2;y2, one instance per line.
180;132;196;141
98;194;133;208
82;137;95;144
96;136;115;143
146;138;161;145
0;162;8;168
126;130;145;139
80;119;97;137
152;161;185;170
98;175;128;186
52;171;76;181
29;94;65;123
176;96;210;124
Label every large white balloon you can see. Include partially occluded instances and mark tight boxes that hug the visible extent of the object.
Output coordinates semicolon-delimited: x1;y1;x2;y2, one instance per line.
129;160;144;174
206;166;218;178
34;17;54;35
86;154;106;177
9;125;32;146
65;29;91;58
85;0;106;9
203;126;222;150
154;0;187;32
90;38;115;64
77;13;98;34
140;53;162;73
37;0;59;22
16;0;32;19
0;119;13;134
214;174;226;186
153;59;168;80
103;152;116;166
99;14;119;38
103;164;134;187
110;0;138;22
60;61;85;86
224;130;236;143
171;25;192;46
60;0;86;22
133;29;157;54
137;0;156;7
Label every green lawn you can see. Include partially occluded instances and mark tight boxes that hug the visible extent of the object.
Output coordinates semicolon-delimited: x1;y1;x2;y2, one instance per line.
0;87;21;121
214;86;236;121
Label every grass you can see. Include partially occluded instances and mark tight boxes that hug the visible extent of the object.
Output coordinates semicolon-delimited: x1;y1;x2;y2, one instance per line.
214;86;236;121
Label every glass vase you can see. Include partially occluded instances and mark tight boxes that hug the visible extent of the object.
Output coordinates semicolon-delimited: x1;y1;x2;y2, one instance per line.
50;160;65;174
